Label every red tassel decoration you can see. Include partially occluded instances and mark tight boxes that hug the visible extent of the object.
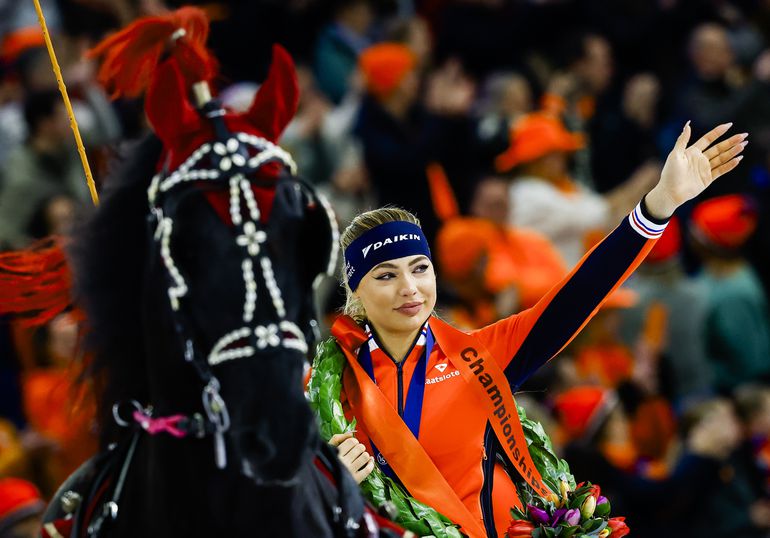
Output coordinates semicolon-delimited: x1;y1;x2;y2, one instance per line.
87;6;217;99
0;237;72;327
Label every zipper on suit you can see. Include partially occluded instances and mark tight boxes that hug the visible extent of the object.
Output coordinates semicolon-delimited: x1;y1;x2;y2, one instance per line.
371;324;424;419
396;361;405;417
481;424;498;537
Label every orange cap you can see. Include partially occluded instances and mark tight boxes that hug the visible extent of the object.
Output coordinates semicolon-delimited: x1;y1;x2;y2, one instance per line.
495;112;585;172
646;216;681;263
0;478;44;527
359;43;416;99
691;194;758;250
554;386;615;441
0;27;45;64
435;218;496;281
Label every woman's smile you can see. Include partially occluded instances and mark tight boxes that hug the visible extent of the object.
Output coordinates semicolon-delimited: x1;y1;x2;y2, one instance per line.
394;301;424;316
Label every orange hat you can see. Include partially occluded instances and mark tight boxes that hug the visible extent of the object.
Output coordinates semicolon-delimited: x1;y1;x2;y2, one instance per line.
0;478;44;531
646;216;681;263
436;218;496;281
690;194;758;250
0;27;45;64
495;112;585;172
359;43;416;99
554;386;616;441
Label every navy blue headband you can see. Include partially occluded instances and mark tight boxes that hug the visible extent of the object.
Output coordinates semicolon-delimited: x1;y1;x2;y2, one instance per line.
344;221;431;291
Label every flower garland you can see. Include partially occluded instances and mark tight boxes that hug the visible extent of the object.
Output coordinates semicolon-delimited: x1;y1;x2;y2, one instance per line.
308;338;628;538
308;339;463;538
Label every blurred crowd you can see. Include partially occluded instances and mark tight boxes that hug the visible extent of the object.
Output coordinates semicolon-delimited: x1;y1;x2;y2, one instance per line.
1;0;770;537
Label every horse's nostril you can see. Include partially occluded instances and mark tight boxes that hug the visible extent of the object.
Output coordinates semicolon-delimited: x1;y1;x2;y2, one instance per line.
235;429;309;484
237;431;271;461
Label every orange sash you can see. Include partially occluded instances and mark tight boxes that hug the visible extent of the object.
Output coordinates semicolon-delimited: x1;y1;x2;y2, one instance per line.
429;316;552;498
333;315;554;536
334;316;487;538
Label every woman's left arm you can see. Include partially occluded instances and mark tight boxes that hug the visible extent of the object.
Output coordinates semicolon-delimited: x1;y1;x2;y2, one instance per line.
473;122;746;386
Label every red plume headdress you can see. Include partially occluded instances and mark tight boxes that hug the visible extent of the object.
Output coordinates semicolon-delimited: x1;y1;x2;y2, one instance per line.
87;7;301;221
87;6;216;100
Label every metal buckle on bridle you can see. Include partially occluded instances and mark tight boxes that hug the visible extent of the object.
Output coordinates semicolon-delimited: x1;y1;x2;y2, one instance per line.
183;413;208;438
112;400;145;428
202;377;230;469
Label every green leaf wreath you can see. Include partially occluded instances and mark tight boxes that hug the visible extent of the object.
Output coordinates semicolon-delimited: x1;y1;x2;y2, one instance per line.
308;338;626;538
308;339;464;538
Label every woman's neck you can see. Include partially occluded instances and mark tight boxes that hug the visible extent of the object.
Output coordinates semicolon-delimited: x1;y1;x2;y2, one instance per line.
371;324;423;363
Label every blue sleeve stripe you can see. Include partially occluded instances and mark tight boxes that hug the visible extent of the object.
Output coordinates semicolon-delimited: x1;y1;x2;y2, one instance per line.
629;202;667;239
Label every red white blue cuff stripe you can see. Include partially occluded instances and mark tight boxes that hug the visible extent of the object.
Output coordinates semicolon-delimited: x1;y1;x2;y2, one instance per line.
628;200;668;239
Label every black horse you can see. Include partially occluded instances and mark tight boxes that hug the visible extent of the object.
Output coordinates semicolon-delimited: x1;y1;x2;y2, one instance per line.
40;12;395;537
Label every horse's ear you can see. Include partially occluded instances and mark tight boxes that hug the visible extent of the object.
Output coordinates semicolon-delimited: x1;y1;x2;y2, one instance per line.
243;44;299;142
146;59;203;146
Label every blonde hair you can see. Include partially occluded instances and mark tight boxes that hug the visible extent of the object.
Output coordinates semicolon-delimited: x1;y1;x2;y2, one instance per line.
340;207;421;322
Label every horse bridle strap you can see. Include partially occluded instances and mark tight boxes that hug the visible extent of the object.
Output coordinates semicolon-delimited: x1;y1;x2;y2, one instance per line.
118;402;219;439
114;395;225;438
83;429;141;537
87;403;220;538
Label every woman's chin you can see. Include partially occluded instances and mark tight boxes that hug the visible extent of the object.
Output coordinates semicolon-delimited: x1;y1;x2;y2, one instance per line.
393;310;428;331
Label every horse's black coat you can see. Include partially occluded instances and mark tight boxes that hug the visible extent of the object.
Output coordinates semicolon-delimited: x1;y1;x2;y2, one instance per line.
69;135;362;536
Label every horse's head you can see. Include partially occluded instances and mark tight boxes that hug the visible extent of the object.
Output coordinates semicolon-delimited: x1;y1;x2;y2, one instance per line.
141;43;338;483
85;10;337;484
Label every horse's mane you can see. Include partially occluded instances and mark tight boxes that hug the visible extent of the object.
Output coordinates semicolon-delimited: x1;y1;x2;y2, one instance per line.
72;134;163;446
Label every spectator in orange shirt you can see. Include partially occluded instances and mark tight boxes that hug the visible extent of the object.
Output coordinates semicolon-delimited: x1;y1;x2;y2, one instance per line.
498;112;658;265
435;177;568;329
572;289;639;389
20;313;96;491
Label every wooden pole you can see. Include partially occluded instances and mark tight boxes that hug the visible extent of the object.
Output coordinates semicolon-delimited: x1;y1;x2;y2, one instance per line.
32;0;99;205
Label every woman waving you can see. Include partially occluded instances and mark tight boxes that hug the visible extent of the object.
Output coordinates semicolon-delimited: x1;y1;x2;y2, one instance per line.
319;122;746;537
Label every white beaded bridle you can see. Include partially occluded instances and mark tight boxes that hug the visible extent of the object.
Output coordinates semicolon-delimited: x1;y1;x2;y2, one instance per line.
145;108;339;471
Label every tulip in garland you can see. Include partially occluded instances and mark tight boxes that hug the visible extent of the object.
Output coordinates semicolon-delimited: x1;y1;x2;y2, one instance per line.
508;520;536;538
504;404;629;538
607;517;630;537
509;477;628;538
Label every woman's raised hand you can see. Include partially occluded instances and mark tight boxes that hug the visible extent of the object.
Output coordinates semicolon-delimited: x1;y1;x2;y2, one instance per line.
645;122;748;219
329;432;375;484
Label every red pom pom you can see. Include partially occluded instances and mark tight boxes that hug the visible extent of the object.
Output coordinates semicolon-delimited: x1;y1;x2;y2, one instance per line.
0;237;72;327
87;6;216;99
